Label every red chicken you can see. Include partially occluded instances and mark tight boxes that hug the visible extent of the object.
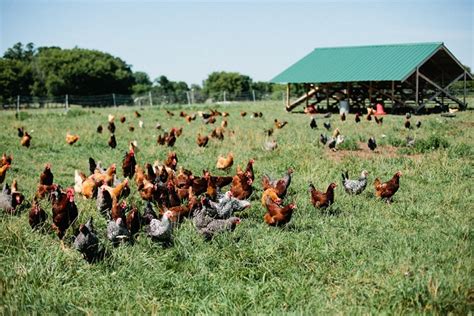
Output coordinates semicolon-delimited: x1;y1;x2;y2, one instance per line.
374;171;402;202
29;200;48;229
122;144;137;178
40;163;54;185
230;171;253;200
263;196;297;226
164;152;178;171
309;182;337;208
51;187;78;240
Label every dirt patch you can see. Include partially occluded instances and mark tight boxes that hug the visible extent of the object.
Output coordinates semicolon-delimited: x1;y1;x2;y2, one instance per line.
326;142;423;162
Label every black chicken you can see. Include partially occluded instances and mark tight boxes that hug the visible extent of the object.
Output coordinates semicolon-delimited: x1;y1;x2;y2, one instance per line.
368;137;377;151
310;117;317;129
323;122;331;130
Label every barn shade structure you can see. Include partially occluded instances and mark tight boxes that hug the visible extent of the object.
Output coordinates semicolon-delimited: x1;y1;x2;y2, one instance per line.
271;42;472;113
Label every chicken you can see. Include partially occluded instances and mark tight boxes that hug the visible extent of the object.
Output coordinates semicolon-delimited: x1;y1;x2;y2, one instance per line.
0;164;10;184
245;159;255;182
107;217;129;246
264;128;274;137
103;178;130;201
210;127;225;141
263;139;278;151
0;183;25;214
340;112;346;121
341;170;369;195
416;121;422;128
207;191;250;219
120;116;126;123
309;182;337;209
230;171;253;200
165;129;177;147
74;170;86;194
405;112;411;119
216;153;233;171
164;152;178;171
261;188;282;206
222;112;229;117
374;116;383;125
310;117;317;129
134;165;146;190
21;131;32;148
263;197;296;226
199;217;241;240
355;113;361;123
261;168;293;199
97;125;103;133
404;119;411;129
274;119;288;129
108;134;117;149
406;136;415;147
128;125;135;132
73;217;100;263
139;120;144;128
240;111;247;117
108;114;115;123
197;133;209;147
221;120;228;128
96;185;113;218
320;134;328;145
148;210;173;245
51;187;78;239
35;183;58;201
0;153;12;167
108;121;116;134
368;137;377;151
29;200;47;229
134;111;141;118
374;171;402;202
126;206;141;236
366;114;372;121
39;163;54;185
142;202;158;225
323;122;331;130
66;133;80;145
145;163;157;183
17;127;24;138
166;110;174;117
122;145;137;178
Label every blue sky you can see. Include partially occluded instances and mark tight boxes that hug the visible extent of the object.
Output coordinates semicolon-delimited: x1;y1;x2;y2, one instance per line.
1;0;472;86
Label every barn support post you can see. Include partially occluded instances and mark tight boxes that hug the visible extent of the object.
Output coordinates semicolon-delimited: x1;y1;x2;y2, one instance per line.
464;71;467;106
305;83;309;107
369;81;372;107
415;67;419;105
285;83;291;110
391;81;395;107
326;85;329;108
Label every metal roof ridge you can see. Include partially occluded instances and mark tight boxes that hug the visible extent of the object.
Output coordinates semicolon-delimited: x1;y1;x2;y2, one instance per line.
312;42;443;51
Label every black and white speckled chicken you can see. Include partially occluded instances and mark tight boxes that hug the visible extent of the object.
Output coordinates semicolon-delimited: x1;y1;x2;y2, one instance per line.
198;216;241;240
0;183;25;214
96;186;113;218
341;170;369;195
148;210;173;245
141;201;158;225
208;191;251;218
107;217;129;246
74;217;100;263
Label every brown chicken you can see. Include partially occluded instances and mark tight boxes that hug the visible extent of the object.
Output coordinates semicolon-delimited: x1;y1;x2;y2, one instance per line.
29;200;48;229
374;171;402;202
355;113;361;123
145;163;156;183
35;183;58;201
309;182;337;208
197;133;209;147
108;134;117;149
40;163;54;185
104;178;130;201
166;110;174;117
134;111;141;118
139;179;156;201
51;187;78;240
263;196;296;226
122;144;137;178
274;119;288;129
164;152;178;171
135;165;146;190
66;133;80;145
126;206;141;235
21;132;32;148
230;171;253;200
221;120;228;128
1;153;12;167
216;153;233;171
165;129;177;147
211;127;225;140
120;116;126;123
340;112;346;121
240;111;247;117
0;164;10;184
261;188;282;206
262;168;293;199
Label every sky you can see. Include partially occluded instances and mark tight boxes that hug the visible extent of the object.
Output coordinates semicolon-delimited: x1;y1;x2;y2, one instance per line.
1;0;472;86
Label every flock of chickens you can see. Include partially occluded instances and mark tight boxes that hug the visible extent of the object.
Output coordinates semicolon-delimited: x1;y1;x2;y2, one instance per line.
1;106;407;263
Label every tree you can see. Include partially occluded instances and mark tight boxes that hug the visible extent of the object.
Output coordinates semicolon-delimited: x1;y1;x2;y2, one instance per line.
202;71;252;101
132;71;152;95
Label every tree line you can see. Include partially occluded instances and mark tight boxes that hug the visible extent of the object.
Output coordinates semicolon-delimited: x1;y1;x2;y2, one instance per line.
0;42;291;105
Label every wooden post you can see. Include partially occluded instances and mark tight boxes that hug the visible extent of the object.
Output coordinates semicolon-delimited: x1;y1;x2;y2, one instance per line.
113;93;116;107
391;81;395;107
463;71;467;106
65;94;69;111
252;90;256;103
305;83;309;107
326;85;329;108
186;91;191;105
286;83;290;108
415;68;419;105
369;81;372;107
16;95;20;115
149;91;153;106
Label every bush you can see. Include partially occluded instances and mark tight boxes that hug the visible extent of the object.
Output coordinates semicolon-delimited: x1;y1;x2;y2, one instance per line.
338;137;360;151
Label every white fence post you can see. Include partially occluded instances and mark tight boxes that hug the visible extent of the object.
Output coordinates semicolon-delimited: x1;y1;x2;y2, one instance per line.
252;90;256;102
113;93;116;107
149;91;153;106
65;94;69;111
16;95;20;115
223;91;227;103
186;91;191;106
191;89;195;104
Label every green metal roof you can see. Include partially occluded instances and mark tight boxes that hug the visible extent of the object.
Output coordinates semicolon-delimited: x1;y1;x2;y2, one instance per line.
271;42;443;83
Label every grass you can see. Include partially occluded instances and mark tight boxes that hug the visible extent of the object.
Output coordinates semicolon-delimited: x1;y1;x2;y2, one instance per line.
0;101;472;314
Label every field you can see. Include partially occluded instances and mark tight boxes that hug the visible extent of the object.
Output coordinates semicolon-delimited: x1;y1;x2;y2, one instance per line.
0;101;472;314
